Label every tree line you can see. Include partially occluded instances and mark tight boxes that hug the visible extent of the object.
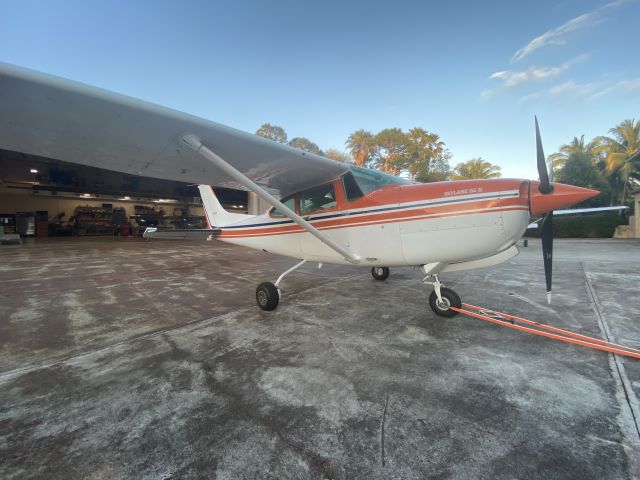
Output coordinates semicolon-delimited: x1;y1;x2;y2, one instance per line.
549;118;640;207
255;123;501;182
255;117;640;206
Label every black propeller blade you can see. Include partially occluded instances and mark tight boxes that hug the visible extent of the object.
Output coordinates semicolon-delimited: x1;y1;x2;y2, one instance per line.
541;212;553;304
536;116;554;304
535;116;553;194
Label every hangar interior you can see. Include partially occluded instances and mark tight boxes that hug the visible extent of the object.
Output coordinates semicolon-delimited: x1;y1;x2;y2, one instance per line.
0;148;249;240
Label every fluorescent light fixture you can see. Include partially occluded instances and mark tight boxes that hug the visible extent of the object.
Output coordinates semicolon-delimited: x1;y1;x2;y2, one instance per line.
30;168;38;173
122;196;131;200
81;193;92;198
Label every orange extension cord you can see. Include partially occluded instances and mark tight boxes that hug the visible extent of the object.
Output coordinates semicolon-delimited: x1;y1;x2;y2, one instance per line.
450;303;640;360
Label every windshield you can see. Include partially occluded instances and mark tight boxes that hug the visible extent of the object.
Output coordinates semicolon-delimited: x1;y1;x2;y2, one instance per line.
349;166;411;196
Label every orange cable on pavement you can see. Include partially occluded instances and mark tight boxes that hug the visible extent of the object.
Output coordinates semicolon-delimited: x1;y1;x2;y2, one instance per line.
450;303;640;360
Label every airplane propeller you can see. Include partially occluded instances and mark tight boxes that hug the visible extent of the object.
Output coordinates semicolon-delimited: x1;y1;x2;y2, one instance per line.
535;116;554;304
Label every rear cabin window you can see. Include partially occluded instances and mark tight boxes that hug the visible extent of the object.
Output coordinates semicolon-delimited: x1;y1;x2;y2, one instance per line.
270;195;295;217
298;183;336;215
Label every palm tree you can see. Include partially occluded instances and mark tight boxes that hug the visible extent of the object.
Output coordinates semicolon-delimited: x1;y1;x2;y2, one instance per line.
548;135;596;177
593;119;640;204
345;130;375;167
452;158;501;180
405;128;445;180
374;128;409;175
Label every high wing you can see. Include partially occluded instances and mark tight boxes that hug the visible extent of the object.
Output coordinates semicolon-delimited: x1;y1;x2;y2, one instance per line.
0;62;361;264
527;206;629;229
0;62;348;197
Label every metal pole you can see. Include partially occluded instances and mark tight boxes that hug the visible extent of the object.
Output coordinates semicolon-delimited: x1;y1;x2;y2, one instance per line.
182;135;361;264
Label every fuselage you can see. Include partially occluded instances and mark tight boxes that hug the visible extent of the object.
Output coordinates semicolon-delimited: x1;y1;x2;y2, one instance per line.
209;168;597;270
213;176;535;268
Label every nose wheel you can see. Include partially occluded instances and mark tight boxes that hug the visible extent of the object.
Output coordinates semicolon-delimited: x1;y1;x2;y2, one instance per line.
428;287;461;317
423;272;461;317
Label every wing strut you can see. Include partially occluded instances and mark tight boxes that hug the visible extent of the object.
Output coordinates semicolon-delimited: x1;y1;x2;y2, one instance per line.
181;135;361;265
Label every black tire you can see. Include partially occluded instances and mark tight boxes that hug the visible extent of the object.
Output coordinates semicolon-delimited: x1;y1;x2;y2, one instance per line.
371;266;390;281
429;287;461;317
256;282;280;311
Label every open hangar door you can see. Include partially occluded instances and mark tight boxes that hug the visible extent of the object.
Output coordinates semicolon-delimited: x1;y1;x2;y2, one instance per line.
0;149;248;240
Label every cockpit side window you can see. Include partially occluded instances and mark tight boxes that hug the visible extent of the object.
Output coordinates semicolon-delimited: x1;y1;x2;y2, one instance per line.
270;195;296;217
350;165;411;196
298;183;336;215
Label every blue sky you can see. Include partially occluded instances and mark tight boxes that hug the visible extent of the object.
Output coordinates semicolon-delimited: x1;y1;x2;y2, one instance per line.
1;0;638;178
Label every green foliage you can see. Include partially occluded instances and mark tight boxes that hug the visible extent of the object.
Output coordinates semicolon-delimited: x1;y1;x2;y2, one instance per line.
323;149;352;163
452;158;501;180
415;150;452;182
255;123;287;144
526;213;624;238
289;137;323;155
593;118;640;204
547;135;597;177
555;152;610;207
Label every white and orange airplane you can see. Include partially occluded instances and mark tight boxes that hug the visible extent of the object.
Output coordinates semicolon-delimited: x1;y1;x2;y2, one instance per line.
0;64;625;315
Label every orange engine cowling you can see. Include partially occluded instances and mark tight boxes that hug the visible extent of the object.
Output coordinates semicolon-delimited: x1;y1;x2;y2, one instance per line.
529;181;599;216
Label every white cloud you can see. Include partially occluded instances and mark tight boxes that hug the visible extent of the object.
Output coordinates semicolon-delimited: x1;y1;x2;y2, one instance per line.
618;77;640;92
517;92;542;105
587;86;616;100
489;55;587;88
513;76;640;104
479;89;496;101
550;80;597;97
511;0;628;62
587;77;640;100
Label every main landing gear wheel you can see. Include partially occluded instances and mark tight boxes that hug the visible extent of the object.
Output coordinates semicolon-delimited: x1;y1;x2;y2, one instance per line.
256;282;280;311
429;287;461;318
371;267;390;281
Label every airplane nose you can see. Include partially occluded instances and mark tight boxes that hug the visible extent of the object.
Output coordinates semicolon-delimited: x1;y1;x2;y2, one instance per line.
529;181;599;216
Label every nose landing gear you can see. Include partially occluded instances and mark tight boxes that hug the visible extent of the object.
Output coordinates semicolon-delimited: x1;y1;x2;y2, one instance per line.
423;273;461;317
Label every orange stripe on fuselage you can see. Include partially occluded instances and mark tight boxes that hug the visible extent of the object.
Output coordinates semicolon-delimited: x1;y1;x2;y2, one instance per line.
218;196;528;239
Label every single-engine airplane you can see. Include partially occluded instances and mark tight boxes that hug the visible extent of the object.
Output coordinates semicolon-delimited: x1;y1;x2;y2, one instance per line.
0;63;626;315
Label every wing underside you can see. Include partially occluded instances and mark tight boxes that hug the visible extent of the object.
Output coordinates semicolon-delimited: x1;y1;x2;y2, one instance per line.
0;63;348;197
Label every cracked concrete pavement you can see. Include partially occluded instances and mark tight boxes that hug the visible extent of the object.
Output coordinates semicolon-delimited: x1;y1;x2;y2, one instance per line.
0;237;639;479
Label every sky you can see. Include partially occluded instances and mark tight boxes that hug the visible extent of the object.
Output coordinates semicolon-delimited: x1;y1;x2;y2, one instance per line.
1;0;638;179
